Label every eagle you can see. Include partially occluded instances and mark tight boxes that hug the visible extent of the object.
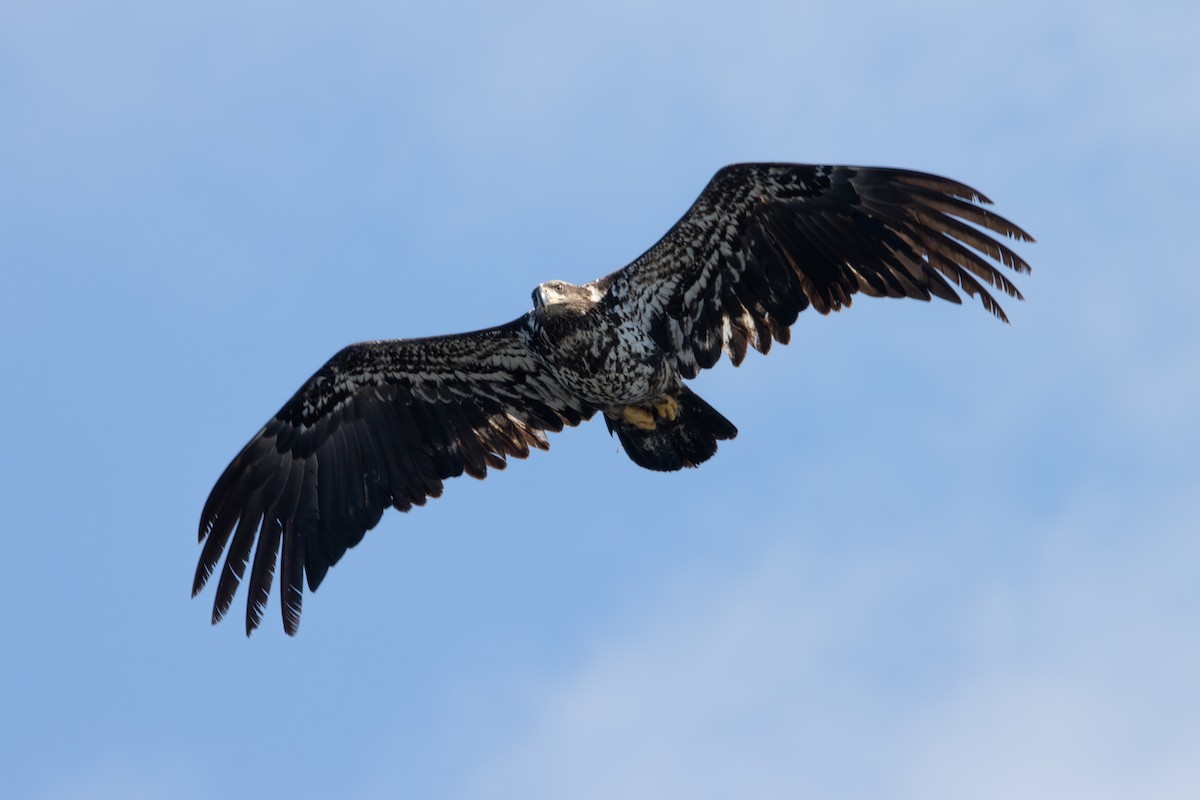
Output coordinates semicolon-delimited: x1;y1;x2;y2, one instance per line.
194;163;1033;635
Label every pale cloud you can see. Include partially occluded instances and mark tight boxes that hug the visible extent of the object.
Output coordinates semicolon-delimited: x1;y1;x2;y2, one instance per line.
4;2;1197;798
30;746;209;800
462;484;1200;800
899;491;1200;800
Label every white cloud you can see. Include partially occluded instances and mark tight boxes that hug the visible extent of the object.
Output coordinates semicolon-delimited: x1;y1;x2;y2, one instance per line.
462;484;1200;800
30;746;209;800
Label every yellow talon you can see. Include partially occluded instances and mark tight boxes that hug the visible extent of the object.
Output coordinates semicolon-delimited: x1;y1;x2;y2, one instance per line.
622;396;679;430
622;405;657;430
653;395;679;422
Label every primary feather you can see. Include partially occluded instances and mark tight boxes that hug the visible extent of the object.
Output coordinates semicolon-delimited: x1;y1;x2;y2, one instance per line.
194;163;1033;635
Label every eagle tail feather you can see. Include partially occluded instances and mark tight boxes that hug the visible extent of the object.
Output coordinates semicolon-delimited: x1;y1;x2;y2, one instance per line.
607;386;737;472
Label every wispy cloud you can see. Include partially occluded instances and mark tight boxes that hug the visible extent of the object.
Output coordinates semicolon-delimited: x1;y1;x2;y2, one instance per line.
4;2;1198;798
29;746;209;800
463;483;1200;799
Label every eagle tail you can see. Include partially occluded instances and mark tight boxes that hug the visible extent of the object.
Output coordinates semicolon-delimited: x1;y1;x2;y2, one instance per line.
606;386;738;472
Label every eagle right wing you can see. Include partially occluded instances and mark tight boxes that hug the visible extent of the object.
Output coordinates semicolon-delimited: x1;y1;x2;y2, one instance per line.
193;315;594;636
595;163;1034;379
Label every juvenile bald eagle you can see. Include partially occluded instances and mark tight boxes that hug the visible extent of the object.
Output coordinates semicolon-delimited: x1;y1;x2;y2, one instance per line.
194;163;1033;635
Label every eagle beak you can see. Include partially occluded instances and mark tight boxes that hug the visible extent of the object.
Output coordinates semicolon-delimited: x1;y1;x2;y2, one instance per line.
532;286;546;310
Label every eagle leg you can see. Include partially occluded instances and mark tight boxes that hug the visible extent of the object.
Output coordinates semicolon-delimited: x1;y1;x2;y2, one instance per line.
653;395;679;422
622;404;657;431
622;395;680;430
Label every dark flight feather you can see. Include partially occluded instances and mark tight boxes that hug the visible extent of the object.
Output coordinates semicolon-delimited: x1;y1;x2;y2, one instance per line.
194;320;595;634
597;163;1033;374
196;162;1032;635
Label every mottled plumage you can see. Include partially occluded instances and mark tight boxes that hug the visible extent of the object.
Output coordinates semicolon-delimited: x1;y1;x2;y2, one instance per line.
194;163;1033;634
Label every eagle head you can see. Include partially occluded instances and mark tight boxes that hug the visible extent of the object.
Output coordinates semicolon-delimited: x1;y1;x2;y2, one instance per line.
532;280;601;318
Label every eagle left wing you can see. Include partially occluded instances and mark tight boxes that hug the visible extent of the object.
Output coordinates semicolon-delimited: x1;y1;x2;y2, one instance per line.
194;316;594;635
595;163;1034;378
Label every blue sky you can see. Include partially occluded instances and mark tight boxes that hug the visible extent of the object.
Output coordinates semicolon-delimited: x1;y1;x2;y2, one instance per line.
3;1;1198;797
